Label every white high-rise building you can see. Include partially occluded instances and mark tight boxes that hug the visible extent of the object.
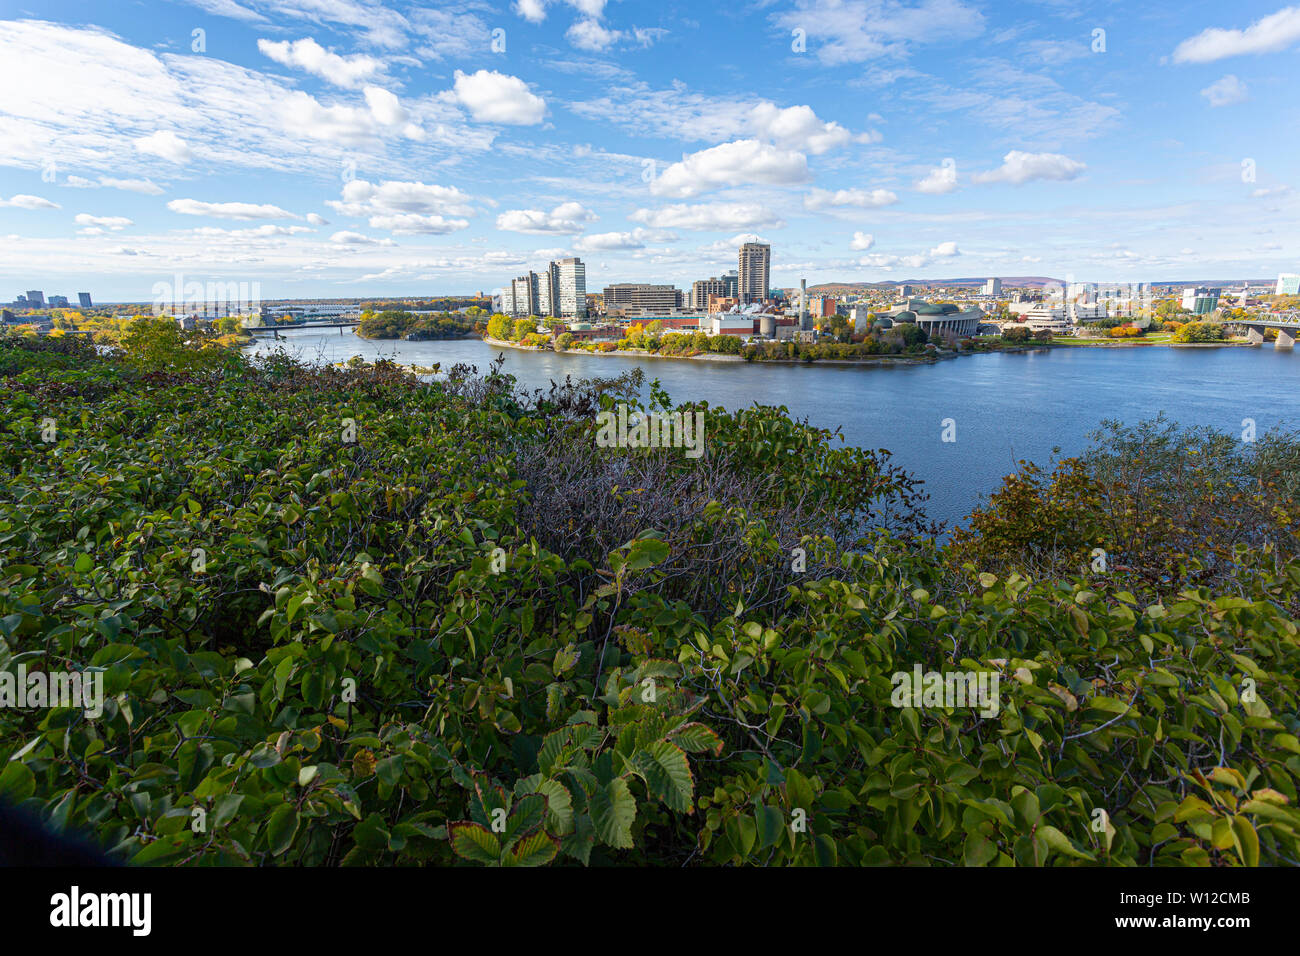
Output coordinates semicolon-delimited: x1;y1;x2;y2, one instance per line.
553;257;587;318
983;278;1002;296
1277;273;1300;296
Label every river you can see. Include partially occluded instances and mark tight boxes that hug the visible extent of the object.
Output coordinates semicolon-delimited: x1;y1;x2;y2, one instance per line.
247;330;1298;529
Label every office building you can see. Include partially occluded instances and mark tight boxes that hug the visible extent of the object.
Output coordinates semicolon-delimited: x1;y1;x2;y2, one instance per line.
738;243;770;305
983;278;1001;297
722;270;739;298
25;290;44;307
1277;274;1300;296
1181;287;1221;315
553;257;587;318
690;277;727;310
48;295;69;308
503;258;586;318
603;283;684;314
78;292;93;309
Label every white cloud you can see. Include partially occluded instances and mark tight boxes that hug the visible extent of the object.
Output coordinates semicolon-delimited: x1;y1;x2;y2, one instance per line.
0;194;61;209
772;0;985;65
746;103;853;154
75;213;132;229
916;159;958;194
306;212;330;225
363;86;407;126
805;187;898;210
971;151;1085;185
327;178;475;234
929;240;960;256
365;214;470;234
101;177;165;195
331;230;395;245
188;224;312;238
1201;74;1248;107
572;88;862;154
167;199;297;219
450;70;546;124
516;0;547;23
1172;7;1300;63
568;18;621;50
631;202;785;231
257;37;382;88
496;201;597;234
136;130;193;163
850;231;874;250
651;140;809;198
574;231;643;251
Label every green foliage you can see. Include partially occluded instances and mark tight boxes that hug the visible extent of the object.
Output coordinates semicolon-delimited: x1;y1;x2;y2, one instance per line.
2;340;1298;868
1172;321;1227;343
357;309;473;341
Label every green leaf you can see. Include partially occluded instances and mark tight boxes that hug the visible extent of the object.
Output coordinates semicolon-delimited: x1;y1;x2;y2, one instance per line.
668;722;723;755
0;761;36;802
755;804;784;849
449;822;501;865
590;777;636;849
501;829;559;867
265;804;300;857
964;833;997;867
629;740;694;814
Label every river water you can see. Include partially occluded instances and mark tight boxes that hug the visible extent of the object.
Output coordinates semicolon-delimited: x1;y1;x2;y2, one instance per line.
248;330;1298;529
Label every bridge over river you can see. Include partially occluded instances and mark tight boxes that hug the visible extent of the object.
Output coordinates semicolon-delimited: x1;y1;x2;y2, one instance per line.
1239;312;1300;347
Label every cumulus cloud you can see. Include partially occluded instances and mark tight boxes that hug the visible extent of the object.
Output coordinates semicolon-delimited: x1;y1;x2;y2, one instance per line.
916;159;958;194
306;213;330;225
495;201;597;234
568;18;620;50
327;178;475;235
135;130;193;163
1172;7;1300;63
650;140;809;198
1201;74;1248;106
257;37;382;88
571;226;675;252
746;103;854;154
450;69;545;124
75;213;131;229
0;194;61;209
929;240;960;256
805;187;898;210
970;150;1085;185
849;231;875;250
630;202;784;231
331;230;395;245
167;199;297;219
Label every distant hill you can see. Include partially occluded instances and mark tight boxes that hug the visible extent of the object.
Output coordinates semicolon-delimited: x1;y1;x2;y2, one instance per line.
788;277;1064;294
786;277;1275;295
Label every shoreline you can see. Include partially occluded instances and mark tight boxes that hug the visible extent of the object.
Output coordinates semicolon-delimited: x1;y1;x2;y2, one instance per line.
481;335;952;367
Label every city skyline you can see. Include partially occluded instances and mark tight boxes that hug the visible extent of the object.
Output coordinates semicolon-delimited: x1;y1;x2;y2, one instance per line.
0;1;1298;299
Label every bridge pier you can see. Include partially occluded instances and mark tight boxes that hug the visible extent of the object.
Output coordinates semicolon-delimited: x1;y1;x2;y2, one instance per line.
1277;329;1296;349
1246;327;1265;345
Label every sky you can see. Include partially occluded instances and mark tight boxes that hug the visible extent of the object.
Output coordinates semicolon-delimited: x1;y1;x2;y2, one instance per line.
0;0;1297;302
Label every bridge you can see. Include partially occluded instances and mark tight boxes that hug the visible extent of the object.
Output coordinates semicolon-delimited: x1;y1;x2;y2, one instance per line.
1239;312;1300;348
247;321;360;339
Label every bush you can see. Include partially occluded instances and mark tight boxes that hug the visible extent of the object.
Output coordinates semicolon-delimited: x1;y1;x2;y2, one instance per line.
3;340;1298;869
1172;321;1226;343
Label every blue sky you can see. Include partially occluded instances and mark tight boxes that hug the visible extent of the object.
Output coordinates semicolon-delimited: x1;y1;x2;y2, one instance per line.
0;0;1297;301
